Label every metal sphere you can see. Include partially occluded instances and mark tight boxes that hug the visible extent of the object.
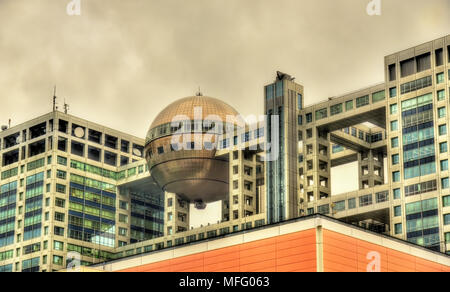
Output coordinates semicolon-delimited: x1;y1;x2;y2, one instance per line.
145;96;242;203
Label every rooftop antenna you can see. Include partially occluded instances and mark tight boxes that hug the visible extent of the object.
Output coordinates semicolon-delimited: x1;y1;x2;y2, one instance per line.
64;99;70;114
53;86;57;112
196;86;203;96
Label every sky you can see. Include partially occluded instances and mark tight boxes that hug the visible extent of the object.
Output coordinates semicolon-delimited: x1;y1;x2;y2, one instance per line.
0;0;449;138
0;0;448;227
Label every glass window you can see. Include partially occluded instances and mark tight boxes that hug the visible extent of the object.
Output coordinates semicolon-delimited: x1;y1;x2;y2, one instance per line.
306;113;312;123
348;198;356;209
315;108;328;120
439;124;447;136
437;72;445;84
441;160;448;171
394;206;402;217
391;137;399;148
57;156;67;166
389;87;397;98
393;171;400;182
394;223;402;235
440;142;448;153
390;104;397;115
356;95;369;108
372;90;385;103
444;214;450;225
442;177;449;189
391;120;398;131
443;196;450;207
345;100;353;111
437;90;445;101
393;188;401;200
438;107;446;118
392;154;399;165
330;104;343;116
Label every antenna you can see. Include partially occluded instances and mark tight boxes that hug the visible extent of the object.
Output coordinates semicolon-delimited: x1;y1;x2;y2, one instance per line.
64;99;70;114
196;86;203;96
53;86;57;112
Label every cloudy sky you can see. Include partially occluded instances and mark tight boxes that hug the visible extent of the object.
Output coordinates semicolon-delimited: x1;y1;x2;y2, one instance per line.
0;0;448;138
0;0;448;227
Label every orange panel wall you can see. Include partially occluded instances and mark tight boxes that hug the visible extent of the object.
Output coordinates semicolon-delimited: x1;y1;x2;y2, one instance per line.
323;229;450;272
120;229;317;272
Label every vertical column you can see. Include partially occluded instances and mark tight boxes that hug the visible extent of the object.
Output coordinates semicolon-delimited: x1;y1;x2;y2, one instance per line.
163;192;189;236
359;150;385;189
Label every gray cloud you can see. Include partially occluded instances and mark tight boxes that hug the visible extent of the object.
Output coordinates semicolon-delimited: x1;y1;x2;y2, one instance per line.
0;0;448;137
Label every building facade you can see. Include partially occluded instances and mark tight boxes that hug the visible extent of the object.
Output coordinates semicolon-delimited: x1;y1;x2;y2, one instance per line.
0;35;449;272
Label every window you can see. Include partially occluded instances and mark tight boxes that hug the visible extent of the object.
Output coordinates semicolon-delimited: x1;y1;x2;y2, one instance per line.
305;113;312;123
400;76;432;94
391;137;399;148
119;228;127;237
330;104;342;116
444;214;450;225
119;214;128;223
442;177;449;189
317;204;330;215
392;154;399;165
437;90;445;101
55;198;65;208
439;124;447;136
388;63;396;81
348;198;356;209
356;95;369;108
54;212;65;222
53;241;64;251
393;188;401;200
297;115;303;125
389;87;397;98
443;196;450;207
404;180;437;197
390;104;397;115
53;255;63;266
440;142;448;153
394;223;402;235
315;108;327;120
372;90;385;103
435;48;443;66
394;206;402;217
71;141;85;157
359;195;372;207
441;160;448;171
57;156;67;166
438;107;446;118
119;201;128;210
297;93;302;110
437;72;445;84
391;120;398;131
56;170;66;180
392;171;400;182
54;227;64;237
416;52;431;72
345;100;353;111
56;184;66;194
400;58;415;77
